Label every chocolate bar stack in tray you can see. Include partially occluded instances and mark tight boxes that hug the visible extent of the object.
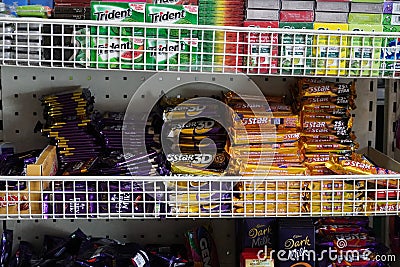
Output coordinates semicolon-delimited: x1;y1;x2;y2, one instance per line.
159;95;232;215
224;91;309;215
39;87;97;218
40;87;99;165
91;111;167;177
53;0;90;20
224;91;305;176
293;78;358;176
40;100;165;217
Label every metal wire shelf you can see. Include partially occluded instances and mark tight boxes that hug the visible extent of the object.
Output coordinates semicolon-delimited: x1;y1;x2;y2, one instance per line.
0;175;397;219
0;18;400;78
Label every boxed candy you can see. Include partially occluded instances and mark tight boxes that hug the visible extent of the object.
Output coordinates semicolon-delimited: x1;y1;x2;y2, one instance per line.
0;145;57;216
237;218;277;250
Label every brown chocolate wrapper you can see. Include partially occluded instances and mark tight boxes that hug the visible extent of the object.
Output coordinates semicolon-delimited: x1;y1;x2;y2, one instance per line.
310;191;364;201
230;141;300;151
241;192;302;202
234;203;308;214
224;91;285;104
304;142;357;152
298;81;356;97
232;113;300;130
230;129;301;144
243;181;303;190
299;95;356;109
302;106;350;116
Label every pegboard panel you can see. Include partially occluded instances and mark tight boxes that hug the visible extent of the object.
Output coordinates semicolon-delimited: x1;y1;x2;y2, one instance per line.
7;218;236;267
1;66;154;152
1;67;377;152
386;80;397;158
352;79;378;150
387;80;400;160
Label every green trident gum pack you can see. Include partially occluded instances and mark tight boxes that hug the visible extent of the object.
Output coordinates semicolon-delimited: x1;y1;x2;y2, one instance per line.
145;4;198;70
90;2;145;69
145;37;198;70
145;4;198;37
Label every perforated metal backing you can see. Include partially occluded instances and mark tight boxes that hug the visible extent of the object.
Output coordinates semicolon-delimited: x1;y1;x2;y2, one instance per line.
387;80;400;160
1;67;377;152
1;67;154;152
0;67;381;267
7;219;236;267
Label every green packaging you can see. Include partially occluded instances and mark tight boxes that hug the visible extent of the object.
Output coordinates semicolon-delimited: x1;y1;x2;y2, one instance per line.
313;23;348;76
145;4;198;37
91;2;145;35
382;14;400;25
279;22;314;75
348;13;383;25
90;37;145;69
90;2;145;69
349;24;382;77
382;25;400;76
145;37;198;71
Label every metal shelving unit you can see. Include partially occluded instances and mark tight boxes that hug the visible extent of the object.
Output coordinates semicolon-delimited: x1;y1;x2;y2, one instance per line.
0;17;400;265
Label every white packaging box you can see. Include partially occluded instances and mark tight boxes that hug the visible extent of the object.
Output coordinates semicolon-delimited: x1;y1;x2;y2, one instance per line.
246;9;280;20
315;11;349;23
247;0;280;9
281;1;315;10
316;1;350;12
351;2;384;13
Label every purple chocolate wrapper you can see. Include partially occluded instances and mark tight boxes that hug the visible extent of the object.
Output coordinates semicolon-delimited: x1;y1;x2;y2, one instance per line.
98;182;144;214
42;191;96;218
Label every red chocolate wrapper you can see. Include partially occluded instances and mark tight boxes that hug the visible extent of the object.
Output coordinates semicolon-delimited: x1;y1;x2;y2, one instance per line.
317;225;369;235
280;10;314;22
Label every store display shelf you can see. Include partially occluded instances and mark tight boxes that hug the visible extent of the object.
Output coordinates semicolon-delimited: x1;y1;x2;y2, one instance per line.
0;175;399;219
1;17;400;78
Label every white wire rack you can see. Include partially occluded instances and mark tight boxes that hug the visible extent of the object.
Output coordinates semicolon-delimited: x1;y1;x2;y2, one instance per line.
0;176;398;219
0;18;400;77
